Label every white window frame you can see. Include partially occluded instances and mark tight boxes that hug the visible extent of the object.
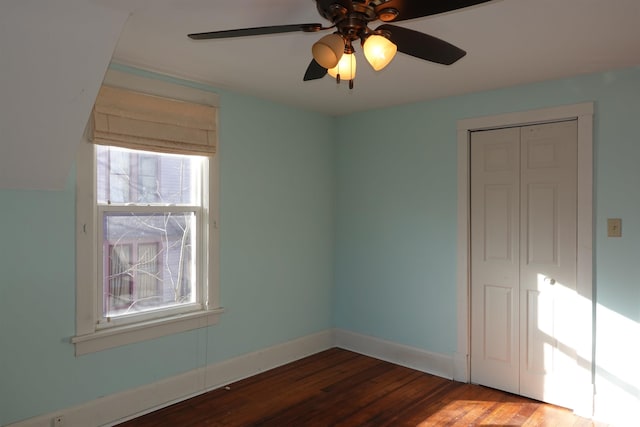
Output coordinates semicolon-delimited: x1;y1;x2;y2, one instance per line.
72;70;223;356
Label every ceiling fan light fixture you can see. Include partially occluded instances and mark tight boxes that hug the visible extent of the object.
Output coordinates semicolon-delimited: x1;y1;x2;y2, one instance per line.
327;52;356;81
378;8;400;22
312;33;345;69
363;34;397;71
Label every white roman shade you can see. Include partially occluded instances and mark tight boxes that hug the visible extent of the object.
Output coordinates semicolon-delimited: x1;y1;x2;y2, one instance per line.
91;85;217;156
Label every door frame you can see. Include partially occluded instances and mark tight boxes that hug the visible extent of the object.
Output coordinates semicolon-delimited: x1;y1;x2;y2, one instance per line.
455;102;594;415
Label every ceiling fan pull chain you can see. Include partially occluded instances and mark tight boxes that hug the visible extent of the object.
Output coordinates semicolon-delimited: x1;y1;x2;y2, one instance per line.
336;73;341;84
349;79;354;89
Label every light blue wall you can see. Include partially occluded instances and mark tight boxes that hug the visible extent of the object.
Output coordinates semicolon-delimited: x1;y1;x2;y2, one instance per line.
0;68;335;426
333;67;640;410
208;90;336;361
2;64;640;425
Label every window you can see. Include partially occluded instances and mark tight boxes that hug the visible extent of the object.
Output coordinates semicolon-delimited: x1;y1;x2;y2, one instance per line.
73;81;221;355
98;146;200;325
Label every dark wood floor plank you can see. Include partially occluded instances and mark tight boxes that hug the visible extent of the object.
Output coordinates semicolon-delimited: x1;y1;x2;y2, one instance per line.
263;364;423;426
116;348;607;427
261;360;395;423
378;379;485;426
332;373;454;426
211;351;383;425
191;350;379;426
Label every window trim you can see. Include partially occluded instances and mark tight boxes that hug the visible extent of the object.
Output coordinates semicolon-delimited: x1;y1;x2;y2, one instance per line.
73;72;222;356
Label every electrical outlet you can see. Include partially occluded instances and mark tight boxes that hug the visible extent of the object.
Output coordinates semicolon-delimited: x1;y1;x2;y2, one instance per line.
607;218;622;237
52;415;65;427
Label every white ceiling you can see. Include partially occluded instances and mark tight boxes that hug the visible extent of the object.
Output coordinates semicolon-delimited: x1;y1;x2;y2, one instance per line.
0;0;129;190
1;0;640;190
111;0;640;116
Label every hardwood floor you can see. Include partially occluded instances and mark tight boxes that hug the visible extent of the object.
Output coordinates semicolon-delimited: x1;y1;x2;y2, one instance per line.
117;348;607;426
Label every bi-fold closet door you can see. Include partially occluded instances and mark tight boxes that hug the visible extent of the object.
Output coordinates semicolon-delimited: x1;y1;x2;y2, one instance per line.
470;120;579;409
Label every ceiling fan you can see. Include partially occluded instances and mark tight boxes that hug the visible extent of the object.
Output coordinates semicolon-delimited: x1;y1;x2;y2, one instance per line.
188;0;492;89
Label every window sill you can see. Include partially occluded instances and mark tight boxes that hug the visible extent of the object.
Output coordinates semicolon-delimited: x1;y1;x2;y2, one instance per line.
72;307;225;356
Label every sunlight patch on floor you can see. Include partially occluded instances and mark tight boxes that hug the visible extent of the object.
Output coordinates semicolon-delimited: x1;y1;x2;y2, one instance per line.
416;400;534;426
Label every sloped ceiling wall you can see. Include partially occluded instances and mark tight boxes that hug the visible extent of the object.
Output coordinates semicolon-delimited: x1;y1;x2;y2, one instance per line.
0;1;130;190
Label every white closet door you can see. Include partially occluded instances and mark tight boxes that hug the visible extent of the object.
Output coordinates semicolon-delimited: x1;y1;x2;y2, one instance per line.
470;127;521;394
470;121;578;409
518;121;578;408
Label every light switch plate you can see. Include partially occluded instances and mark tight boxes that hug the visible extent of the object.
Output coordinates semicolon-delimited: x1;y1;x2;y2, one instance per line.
607;218;622;237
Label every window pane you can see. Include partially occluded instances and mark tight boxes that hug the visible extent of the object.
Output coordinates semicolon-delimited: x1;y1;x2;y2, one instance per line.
103;212;197;318
108;150;131;203
136;242;160;299
138;154;159;203
97;145;200;205
108;244;132;311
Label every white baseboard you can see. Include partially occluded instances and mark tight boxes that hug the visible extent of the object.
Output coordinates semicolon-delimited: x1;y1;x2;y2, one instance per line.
7;330;334;427
333;329;454;380
8;329;455;427
452;352;469;382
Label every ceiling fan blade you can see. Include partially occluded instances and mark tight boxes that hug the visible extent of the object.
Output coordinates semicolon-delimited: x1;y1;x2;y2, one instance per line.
188;23;323;40
376;0;493;22
303;59;328;81
378;24;466;65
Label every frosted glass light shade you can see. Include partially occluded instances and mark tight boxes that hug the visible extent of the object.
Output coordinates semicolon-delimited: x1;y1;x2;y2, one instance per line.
327;53;356;80
363;35;397;71
312;34;345;69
